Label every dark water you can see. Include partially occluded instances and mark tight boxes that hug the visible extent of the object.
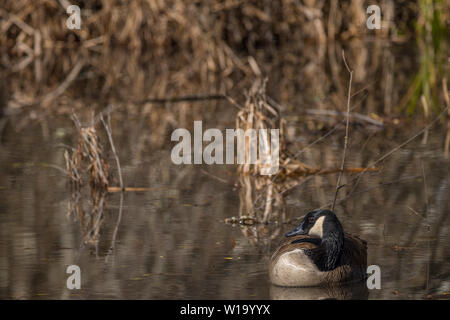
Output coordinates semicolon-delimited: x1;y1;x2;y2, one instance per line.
0;110;448;299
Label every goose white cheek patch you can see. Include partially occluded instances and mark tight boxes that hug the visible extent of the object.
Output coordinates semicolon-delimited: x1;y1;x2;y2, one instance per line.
308;216;325;238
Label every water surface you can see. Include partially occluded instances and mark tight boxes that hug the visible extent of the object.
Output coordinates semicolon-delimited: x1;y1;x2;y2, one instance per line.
0;112;448;299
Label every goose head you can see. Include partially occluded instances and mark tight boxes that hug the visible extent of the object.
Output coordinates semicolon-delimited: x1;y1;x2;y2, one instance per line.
285;209;345;271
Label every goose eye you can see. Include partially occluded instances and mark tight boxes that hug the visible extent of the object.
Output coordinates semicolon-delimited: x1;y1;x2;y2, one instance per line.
308;217;315;224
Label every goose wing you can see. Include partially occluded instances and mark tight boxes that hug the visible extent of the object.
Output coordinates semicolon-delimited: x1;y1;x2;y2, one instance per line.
270;234;321;261
342;233;368;268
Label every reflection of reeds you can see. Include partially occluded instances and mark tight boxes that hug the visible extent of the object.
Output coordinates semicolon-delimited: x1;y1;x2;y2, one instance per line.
67;188;107;249
236;174;286;225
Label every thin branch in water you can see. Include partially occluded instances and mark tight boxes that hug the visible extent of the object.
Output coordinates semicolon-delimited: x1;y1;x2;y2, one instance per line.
407;206;424;218
406;206;431;229
340;103;450;207
303;108;383;127
100;114;124;191
332;51;353;211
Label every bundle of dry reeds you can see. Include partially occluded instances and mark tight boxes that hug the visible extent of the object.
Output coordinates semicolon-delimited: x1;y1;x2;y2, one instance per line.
64;115;109;191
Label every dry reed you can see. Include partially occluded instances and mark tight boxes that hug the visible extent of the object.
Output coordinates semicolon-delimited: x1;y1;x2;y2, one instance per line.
65;113;109;191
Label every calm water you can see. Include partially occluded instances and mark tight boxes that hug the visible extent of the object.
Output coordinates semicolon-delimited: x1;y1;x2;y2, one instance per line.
0;111;448;299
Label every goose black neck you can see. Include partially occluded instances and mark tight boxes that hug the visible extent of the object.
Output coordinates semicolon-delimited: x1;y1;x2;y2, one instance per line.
320;216;344;271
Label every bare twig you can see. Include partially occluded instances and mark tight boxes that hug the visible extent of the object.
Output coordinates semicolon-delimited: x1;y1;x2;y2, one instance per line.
71;110;82;129
332;51;353;211
101;114;124;191
406;206;431;229
44;162;77;179
200;169;231;185
303;108;383;127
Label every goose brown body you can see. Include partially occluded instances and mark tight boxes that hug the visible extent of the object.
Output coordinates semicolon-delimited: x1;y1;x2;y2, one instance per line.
269;210;367;287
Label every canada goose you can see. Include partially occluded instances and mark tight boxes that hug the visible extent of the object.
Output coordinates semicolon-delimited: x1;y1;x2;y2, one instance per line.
269;209;367;287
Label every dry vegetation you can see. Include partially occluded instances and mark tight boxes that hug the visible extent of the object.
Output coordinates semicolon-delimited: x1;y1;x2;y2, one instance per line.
1;0;447;122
